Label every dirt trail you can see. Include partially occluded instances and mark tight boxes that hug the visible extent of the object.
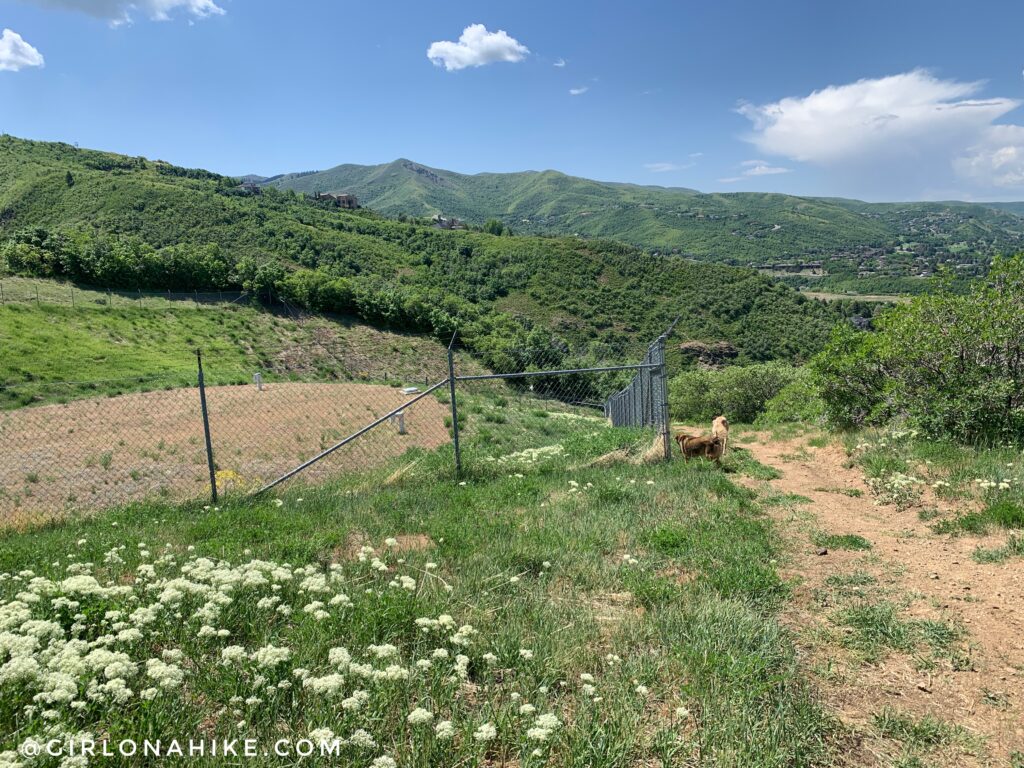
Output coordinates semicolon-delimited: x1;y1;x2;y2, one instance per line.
735;431;1024;766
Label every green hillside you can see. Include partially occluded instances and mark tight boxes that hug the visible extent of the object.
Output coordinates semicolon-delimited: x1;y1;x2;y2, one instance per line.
0;292;478;407
0;135;841;375
266;159;896;261
979;201;1024;217
266;158;1024;274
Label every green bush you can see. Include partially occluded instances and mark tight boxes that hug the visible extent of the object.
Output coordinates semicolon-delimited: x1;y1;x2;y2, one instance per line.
757;367;826;425
809;324;888;429
669;362;801;424
812;255;1024;444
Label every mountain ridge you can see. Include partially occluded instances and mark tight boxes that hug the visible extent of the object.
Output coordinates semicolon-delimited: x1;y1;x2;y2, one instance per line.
265;157;1024;291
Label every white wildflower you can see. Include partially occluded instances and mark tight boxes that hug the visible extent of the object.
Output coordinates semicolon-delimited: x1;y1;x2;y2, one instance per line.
473;723;497;742
407;707;434;725
435;720;455;740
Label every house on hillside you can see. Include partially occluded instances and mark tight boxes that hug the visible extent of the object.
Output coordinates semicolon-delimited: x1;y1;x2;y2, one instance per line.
313;191;358;209
431;213;466;230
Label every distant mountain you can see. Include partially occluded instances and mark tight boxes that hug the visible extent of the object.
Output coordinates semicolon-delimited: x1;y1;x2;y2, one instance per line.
265;159;1024;294
266;159;1024;270
979;201;1024;217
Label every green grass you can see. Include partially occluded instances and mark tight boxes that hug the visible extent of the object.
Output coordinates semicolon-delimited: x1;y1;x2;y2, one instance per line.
872;707;976;751
0;274;228;309
811;532;872;551
761;493;812;507
823;571;876;588
813;486;863;498
725;446;783;481
0;302;466;408
973;535;1024;564
0;417;833;766
932;500;1024;536
846;429;1024;519
835;601;962;664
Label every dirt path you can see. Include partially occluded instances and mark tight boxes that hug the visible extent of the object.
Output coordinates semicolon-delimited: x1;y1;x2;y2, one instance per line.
734;430;1024;766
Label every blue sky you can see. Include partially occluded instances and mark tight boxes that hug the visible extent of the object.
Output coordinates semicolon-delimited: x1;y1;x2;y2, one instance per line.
4;0;1024;200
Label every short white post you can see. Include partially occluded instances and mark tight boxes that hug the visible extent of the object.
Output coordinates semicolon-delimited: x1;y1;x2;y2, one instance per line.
390;410;406;435
253;373;263;392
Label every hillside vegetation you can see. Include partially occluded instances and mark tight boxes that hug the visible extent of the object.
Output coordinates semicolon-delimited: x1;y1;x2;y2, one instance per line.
0;296;470;408
0;136;841;372
267;158;1024;287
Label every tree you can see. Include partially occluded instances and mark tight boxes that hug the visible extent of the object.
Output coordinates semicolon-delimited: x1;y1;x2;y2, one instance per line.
65;171;74;187
483;219;505;236
812;255;1024;443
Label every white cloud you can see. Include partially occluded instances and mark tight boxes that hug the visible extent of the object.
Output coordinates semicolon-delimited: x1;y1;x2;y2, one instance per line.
736;69;1024;197
644;161;694;173
427;24;528;72
0;29;44;72
25;0;225;25
553;57;566;68
740;159;791;176
569;86;588;96
738;70;1015;164
954;124;1024;188
717;160;791;185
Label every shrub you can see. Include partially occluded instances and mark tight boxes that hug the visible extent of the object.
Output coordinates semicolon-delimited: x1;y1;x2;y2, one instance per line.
987;500;1024;529
808;324;888;429
757;367;826;426
669;362;801;424
812;256;1024;444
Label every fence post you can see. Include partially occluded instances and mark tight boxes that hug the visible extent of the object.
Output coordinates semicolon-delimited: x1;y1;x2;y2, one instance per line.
70;287;75;308
655;335;671;460
446;336;462;478
196;349;218;503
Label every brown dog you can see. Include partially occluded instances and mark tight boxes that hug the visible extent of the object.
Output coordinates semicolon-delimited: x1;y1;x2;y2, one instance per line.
675;433;723;462
711;415;729;457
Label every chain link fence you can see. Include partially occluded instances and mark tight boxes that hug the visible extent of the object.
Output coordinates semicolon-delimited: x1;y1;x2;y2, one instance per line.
0;276;250;310
0;324;676;529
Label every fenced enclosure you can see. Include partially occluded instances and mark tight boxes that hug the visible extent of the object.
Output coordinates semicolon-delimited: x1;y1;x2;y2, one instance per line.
0;276;250;309
0;323;676;528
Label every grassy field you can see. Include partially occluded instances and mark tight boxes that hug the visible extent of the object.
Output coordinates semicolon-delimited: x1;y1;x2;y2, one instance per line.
800;291;910;304
0;411;833;766
0;298;469;409
0;275;240;309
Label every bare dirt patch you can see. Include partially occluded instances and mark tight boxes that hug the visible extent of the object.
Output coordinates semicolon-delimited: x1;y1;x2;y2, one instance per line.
589;591;644;636
736;431;1024;766
0;382;449;526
